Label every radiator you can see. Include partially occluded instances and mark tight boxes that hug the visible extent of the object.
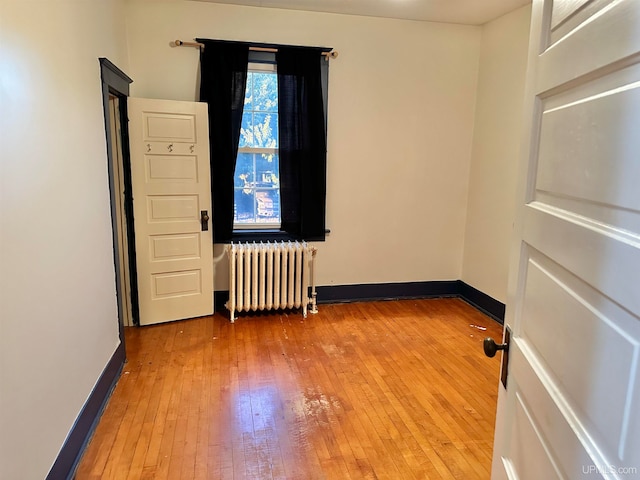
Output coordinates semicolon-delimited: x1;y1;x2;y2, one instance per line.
225;241;318;322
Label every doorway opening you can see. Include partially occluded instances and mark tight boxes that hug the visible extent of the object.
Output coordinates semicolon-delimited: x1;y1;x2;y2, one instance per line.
99;58;139;334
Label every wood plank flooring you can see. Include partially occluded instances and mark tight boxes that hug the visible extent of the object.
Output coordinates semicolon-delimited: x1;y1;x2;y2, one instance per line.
75;298;503;479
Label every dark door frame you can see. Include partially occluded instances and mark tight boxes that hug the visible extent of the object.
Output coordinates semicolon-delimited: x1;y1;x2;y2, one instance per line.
99;57;139;336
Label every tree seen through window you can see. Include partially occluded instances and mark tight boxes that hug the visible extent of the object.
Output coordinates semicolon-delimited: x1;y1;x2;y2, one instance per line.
234;66;280;227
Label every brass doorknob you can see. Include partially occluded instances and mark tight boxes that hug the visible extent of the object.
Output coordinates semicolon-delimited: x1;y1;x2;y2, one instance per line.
483;337;508;358
200;210;210;231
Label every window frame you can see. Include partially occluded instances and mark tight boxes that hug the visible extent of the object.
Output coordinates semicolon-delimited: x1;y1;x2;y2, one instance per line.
233;61;281;231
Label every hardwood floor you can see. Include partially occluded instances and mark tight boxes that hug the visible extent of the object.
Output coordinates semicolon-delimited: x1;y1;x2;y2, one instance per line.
75;298;503;479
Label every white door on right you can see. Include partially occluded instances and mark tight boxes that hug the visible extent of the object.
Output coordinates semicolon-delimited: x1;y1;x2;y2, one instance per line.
491;0;640;479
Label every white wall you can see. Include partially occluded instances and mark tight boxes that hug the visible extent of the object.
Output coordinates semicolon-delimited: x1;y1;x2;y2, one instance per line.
0;0;129;478
124;0;482;291
462;5;531;303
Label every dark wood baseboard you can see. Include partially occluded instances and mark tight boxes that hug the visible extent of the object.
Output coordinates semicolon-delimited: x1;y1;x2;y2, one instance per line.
46;342;125;480
215;280;505;324
315;280;460;303
456;281;505;324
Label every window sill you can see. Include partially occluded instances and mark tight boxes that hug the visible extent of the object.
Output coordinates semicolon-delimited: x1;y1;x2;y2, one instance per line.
230;230;300;243
219;229;329;244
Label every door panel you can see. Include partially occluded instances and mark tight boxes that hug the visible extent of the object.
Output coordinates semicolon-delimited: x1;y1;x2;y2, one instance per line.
537;81;640;212
150;234;201;261
549;0;618;44
538;0;640;92
146;155;199;182
509;346;604;479
147;195;199;223
128;98;213;325
492;0;640;478
550;0;590;30
152;270;202;298
145;113;197;142
509;391;563;480
521;253;639;457
523;205;639;313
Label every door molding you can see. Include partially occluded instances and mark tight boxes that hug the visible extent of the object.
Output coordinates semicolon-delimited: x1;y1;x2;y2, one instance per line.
99;58;139;328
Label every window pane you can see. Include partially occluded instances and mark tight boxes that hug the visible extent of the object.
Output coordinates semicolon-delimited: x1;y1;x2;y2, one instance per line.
253;112;278;148
239;112;253;148
234;153;254;188
252;72;278;112
233;67;280;229
234;188;255;224
255;189;280;223
255;153;279;188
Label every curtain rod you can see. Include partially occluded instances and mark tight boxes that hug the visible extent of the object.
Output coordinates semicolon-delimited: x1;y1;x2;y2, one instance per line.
173;39;338;59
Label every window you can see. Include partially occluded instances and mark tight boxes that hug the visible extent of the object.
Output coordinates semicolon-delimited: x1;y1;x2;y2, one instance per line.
233;63;280;229
198;39;329;242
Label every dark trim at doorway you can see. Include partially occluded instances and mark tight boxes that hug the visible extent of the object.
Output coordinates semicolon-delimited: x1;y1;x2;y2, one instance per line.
99;57;132;93
99;58;139;328
46;343;125;480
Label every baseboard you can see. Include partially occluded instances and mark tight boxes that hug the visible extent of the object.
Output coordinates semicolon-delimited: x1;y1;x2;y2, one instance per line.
46;342;125;480
315;281;460;303
457;281;505;324
215;280;505;324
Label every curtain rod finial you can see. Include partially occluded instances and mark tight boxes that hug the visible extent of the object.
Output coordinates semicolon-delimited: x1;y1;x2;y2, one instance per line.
323;50;338;61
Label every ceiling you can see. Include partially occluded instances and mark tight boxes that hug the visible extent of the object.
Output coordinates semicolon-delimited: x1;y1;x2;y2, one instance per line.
193;0;531;26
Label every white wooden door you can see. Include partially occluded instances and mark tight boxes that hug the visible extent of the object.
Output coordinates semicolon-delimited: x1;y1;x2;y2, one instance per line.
491;0;640;478
128;98;213;326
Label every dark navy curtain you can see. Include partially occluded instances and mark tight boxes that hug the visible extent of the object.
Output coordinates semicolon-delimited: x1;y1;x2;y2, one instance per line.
276;47;327;241
198;39;249;243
